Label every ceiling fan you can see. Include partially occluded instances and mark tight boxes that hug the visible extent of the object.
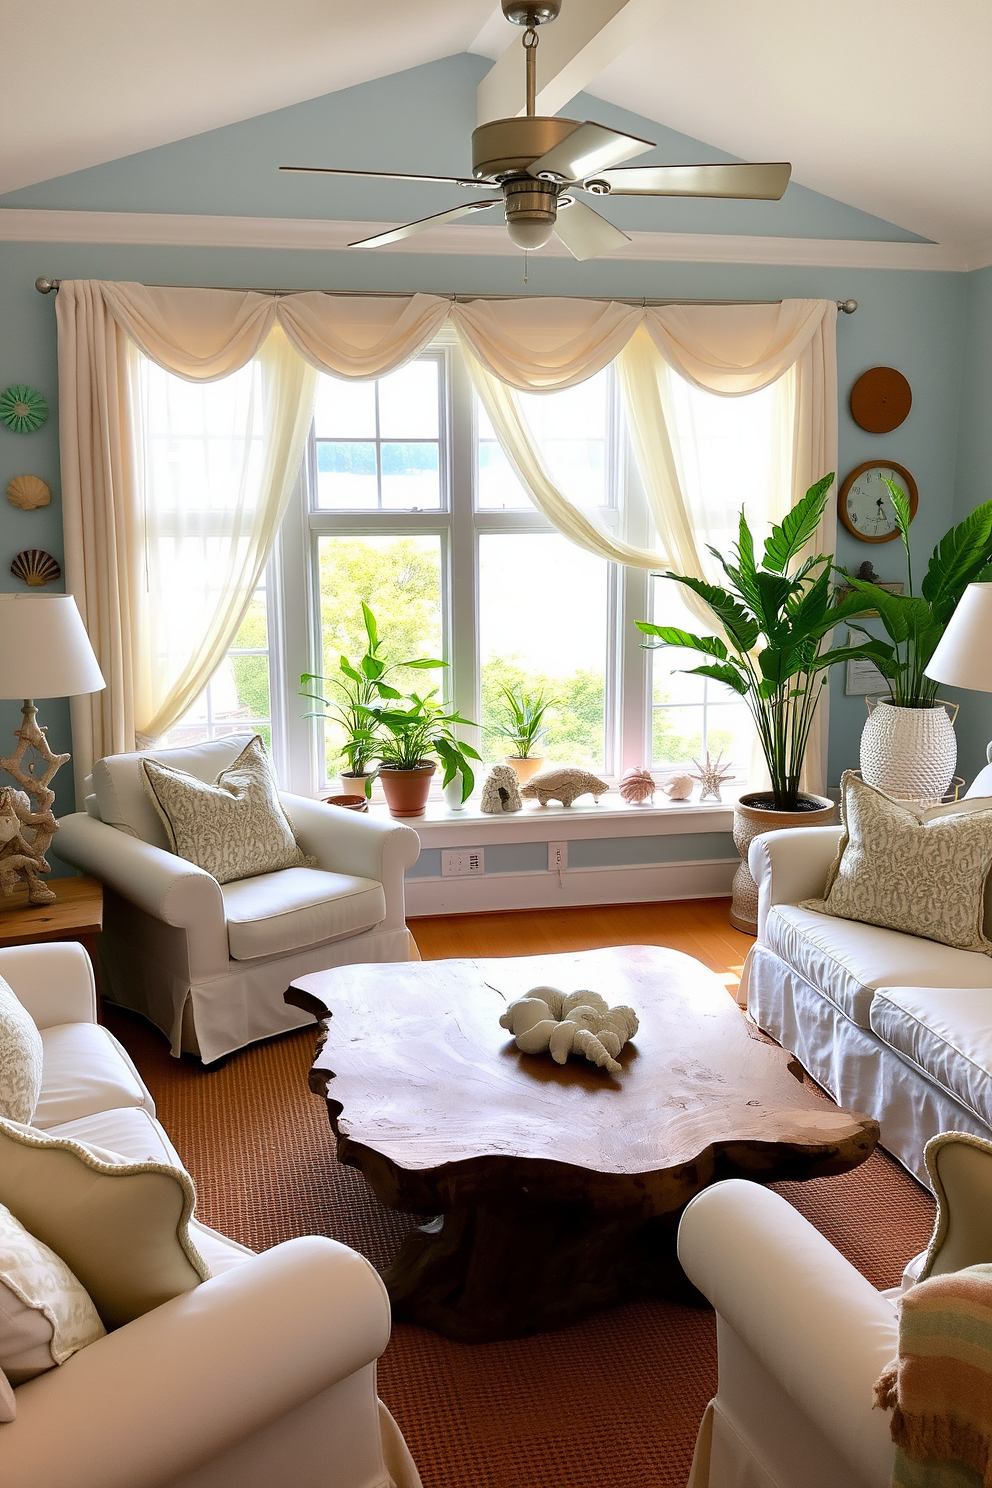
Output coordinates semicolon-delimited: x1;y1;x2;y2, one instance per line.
280;0;792;262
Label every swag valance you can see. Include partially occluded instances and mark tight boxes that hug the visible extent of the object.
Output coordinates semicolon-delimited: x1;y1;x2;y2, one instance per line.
56;281;837;791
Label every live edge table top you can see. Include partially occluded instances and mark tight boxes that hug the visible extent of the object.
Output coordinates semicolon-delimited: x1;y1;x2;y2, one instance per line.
288;946;878;1340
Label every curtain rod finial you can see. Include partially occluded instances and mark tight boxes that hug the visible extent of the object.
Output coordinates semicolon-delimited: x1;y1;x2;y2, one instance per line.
837;299;858;315
35;277;59;294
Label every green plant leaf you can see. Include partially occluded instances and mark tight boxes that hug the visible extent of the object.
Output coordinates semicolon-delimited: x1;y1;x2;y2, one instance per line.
361;602;379;649
656;575;760;653
401;657;448;670
761;474;834;573
680;662;749;696
920;500;992;615
634;625;728;660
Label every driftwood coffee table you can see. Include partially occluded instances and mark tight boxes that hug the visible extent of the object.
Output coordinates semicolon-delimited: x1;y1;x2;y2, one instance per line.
287;945;878;1343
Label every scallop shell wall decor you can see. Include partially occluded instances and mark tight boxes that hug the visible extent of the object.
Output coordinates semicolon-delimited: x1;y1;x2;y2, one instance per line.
619;767;655;804
10;549;61;587
5;475;51;511
0;386;48;434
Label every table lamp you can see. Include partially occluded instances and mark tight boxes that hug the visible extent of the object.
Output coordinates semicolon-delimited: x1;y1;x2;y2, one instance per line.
926;583;992;692
0;593;105;905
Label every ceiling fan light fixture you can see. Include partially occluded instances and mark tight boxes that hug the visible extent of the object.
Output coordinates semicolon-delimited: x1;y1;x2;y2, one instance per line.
502;176;559;250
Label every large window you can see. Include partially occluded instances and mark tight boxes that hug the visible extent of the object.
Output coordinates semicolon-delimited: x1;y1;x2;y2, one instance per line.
161;335;780;795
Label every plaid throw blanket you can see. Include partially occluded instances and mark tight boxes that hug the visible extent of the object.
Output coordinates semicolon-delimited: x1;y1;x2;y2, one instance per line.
875;1263;992;1487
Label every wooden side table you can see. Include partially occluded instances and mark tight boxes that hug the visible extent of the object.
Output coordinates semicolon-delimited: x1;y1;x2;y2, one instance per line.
0;876;103;967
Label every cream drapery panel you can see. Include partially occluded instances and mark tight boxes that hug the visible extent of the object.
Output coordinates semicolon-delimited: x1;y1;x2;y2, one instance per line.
58;283;837;793
57;283;454;791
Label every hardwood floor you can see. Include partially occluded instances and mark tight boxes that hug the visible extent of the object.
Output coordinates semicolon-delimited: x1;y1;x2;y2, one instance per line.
409;896;754;997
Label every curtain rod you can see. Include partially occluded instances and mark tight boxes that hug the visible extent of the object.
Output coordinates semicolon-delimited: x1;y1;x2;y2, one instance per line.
33;278;858;313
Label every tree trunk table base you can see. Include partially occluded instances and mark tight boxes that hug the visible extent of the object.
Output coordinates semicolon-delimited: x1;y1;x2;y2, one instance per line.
288;946;878;1344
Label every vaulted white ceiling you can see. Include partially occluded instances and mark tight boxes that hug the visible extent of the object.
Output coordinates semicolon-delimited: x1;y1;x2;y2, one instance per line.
2;0;989;259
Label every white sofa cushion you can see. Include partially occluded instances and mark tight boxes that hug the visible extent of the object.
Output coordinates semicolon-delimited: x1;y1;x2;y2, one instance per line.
45;1106;185;1168
221;867;386;961
765;905;992;1029
0;1117;207;1329
0;976;42;1126
870;987;992;1129
33;1024;152;1130
91;733;254;849
0;1201;105;1384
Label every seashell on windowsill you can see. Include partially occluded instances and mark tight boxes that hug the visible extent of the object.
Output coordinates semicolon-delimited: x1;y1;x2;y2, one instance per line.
6;475;51;511
10;549;61;587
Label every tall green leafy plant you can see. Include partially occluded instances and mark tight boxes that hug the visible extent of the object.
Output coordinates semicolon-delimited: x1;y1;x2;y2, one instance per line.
365;690;482;804
301;603;446;786
637;476;889;811
840;483;992;708
491;686;551;759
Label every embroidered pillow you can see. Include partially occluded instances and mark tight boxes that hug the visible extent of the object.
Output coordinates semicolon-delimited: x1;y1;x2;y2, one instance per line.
801;771;992;953
0;1118;209;1329
0;1201;105;1385
0;976;42;1125
140;734;314;885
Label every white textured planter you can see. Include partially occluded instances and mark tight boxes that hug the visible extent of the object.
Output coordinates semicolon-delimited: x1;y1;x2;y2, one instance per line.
860;699;957;804
442;776;468;811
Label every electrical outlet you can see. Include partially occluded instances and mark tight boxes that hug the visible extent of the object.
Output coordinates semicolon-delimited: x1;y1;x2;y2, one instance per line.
548;842;567;872
441;848;485;877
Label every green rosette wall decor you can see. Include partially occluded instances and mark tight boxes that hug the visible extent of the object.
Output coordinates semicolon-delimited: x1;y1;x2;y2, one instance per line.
0;386;48;434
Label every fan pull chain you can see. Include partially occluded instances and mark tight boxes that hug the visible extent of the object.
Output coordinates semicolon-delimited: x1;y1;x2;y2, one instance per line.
523;249;529;285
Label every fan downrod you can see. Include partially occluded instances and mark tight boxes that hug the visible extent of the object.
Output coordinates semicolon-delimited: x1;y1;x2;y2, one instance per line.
501;0;561;25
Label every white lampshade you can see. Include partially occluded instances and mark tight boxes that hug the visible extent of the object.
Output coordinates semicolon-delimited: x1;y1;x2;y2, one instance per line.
0;594;105;700
926;583;992;692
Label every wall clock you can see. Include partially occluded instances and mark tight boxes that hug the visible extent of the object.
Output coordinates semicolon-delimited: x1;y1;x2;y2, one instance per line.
838;460;918;543
850;367;912;433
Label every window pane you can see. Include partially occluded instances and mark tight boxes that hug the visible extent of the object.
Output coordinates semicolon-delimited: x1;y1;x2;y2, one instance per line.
479;534;607;770
381;442;440;510
317;534;444;780
649;575;751;771
316;441;378;509
232;591;268;650
378;360;439;439
476;370;611;511
314;376;376;439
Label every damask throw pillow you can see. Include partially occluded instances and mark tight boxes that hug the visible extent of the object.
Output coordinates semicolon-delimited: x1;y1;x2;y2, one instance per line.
140;734;315;885
0;1200;105;1385
801;771;992;953
0;976;42;1126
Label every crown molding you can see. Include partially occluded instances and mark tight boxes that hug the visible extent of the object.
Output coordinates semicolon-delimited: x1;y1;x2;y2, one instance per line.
0;206;976;271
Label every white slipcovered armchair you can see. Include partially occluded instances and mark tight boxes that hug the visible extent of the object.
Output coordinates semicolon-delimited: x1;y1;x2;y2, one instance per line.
677;1134;992;1488
55;735;420;1062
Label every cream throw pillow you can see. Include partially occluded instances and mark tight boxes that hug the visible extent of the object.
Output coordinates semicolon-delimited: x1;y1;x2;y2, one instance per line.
0;1118;209;1329
0;1201;105;1385
140;734;314;885
801;771;992;953
0;976;42;1126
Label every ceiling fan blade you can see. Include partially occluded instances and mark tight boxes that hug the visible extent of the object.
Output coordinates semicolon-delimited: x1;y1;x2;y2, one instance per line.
280;165;490;189
527;121;654;183
583;162;792;199
349;200;502;249
553;198;631;261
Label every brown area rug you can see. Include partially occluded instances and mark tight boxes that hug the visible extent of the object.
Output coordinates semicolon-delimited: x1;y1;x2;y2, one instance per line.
104;1001;935;1488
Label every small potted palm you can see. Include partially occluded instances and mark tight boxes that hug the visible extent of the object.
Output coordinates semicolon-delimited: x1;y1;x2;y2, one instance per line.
840;484;992;801
365;689;482;818
492;686;551;785
301;603;446;798
637;475;890;931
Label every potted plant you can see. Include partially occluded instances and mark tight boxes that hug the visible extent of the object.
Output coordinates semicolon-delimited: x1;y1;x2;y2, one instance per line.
301;603;446;798
365;688;482;818
491;686;551;785
840;484;992;801
636;475;889;931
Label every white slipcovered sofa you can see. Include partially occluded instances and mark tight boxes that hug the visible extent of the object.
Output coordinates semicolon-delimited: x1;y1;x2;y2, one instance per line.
746;754;992;1184
55;734;421;1062
0;940;420;1488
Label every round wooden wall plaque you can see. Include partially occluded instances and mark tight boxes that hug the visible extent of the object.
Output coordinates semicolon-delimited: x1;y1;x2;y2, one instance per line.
850;366;912;433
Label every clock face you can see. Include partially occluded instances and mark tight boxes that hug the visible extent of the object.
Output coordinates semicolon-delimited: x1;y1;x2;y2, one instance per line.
839;461;918;543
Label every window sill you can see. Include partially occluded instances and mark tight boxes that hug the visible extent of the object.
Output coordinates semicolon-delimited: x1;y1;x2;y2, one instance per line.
362;790;740;846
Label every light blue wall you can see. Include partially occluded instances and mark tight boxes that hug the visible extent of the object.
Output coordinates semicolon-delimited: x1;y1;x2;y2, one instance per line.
0;51;985;856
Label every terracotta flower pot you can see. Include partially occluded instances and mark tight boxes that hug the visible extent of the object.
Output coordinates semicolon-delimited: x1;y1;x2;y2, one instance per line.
378;763;436;818
730;791;837;935
505;755;544;786
324;794;369;813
